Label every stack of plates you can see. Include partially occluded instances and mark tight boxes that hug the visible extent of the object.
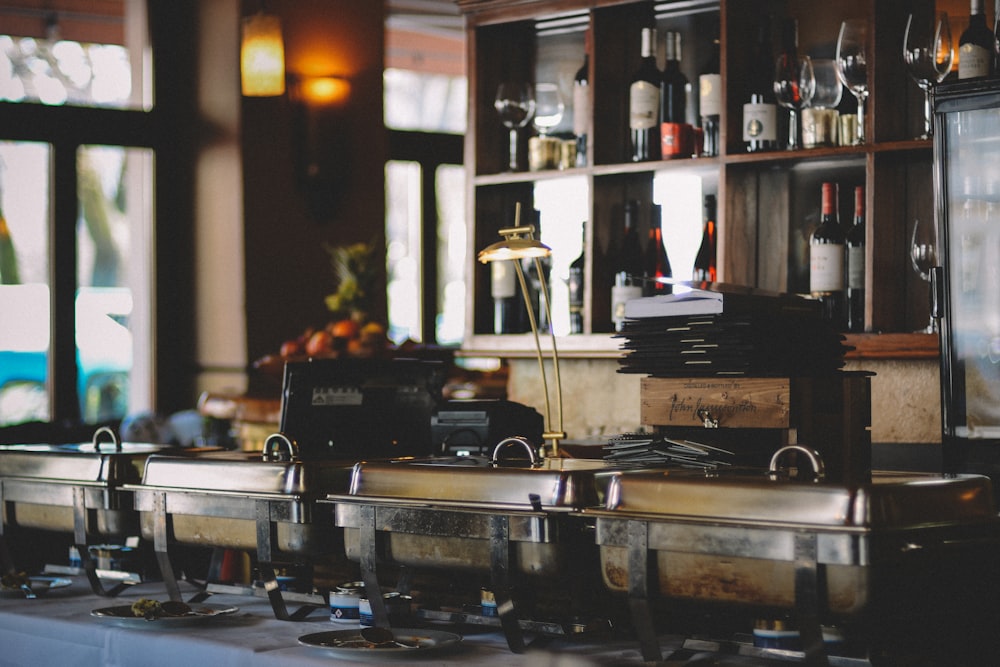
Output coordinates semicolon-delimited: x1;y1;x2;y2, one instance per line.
616;313;848;377
615;285;849;377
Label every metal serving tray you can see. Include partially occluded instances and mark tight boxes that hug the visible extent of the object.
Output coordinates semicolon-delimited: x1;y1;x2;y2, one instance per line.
0;427;184;596
325;449;619;651
126;436;355;620
588;447;1000;662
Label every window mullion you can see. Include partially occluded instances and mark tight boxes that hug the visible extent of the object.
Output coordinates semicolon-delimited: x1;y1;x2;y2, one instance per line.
49;142;80;423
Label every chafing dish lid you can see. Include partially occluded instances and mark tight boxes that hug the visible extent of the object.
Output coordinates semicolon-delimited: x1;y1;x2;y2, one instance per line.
335;457;618;509
139;452;353;495
0;442;172;483
600;469;997;529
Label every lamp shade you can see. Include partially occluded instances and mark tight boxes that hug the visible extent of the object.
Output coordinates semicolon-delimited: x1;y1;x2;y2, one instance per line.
478;237;552;263
241;12;285;97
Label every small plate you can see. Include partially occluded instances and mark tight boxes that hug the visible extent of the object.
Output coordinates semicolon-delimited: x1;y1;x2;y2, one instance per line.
91;602;239;628
298;628;462;658
0;576;72;598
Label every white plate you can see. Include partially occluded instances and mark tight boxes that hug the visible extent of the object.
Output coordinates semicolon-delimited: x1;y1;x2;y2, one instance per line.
90;602;239;628
0;576;72;598
298;628;462;658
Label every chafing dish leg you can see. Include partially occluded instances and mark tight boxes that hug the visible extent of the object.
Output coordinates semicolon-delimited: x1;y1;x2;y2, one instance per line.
359;505;391;628
254;499;318;621
72;487;133;598
151;491;183;602
626;519;661;662
490;514;526;654
793;533;829;667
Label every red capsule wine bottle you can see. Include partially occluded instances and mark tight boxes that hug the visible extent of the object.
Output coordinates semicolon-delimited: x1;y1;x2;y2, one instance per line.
809;182;847;327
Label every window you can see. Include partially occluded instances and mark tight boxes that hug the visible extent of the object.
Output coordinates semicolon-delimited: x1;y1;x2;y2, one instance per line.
383;67;466;346
0;3;156;428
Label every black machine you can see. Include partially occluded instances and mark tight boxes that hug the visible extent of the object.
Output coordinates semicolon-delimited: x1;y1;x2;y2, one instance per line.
279;357;543;460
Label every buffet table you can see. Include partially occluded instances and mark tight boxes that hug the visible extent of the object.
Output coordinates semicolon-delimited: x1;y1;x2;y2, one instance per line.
0;578;696;667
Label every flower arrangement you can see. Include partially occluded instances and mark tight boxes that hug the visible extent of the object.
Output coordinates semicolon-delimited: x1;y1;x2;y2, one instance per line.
323;240;380;322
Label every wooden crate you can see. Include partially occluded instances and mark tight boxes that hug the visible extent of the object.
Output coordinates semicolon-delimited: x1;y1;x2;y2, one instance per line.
641;373;872;484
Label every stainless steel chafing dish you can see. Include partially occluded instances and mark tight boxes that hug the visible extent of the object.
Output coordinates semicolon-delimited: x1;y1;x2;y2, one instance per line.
125;433;354;620
588;445;1000;663
0;426;181;596
325;440;619;651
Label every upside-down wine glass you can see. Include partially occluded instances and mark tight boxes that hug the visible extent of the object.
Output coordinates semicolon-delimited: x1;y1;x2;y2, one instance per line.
836;19;869;144
910;216;938;333
495;82;536;171
774;54;815;150
532;82;564;136
903;12;954;140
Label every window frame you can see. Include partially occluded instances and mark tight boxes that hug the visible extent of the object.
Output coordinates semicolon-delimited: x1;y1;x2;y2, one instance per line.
0;4;199;424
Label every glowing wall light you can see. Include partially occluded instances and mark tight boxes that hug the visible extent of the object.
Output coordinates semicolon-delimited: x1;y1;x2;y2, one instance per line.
241;12;285;97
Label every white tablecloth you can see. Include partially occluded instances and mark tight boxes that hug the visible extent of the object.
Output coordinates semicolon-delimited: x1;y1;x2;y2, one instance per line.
0;579;679;667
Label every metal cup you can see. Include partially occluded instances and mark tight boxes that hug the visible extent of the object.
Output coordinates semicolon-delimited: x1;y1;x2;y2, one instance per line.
839;114;858;146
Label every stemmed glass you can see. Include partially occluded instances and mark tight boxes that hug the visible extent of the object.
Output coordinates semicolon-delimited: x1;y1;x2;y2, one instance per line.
774;55;815;150
802;59;843;147
495;82;536;171
910;216;938;333
532;82;564;136
836;19;869;144
903;12;954;140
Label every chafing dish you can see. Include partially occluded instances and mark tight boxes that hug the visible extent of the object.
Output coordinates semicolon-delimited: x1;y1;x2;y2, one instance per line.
126;433;354;620
589;445;1000;663
326;440;619;652
0;426;182;596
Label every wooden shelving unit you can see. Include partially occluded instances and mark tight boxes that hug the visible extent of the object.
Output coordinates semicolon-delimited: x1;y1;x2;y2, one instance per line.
456;0;942;359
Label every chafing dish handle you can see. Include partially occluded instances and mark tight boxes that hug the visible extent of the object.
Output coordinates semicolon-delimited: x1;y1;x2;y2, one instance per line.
92;425;122;452
768;445;825;482
490;436;540;468
262;433;299;462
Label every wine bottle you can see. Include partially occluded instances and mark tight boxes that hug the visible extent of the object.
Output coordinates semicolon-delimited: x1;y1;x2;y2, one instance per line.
611;200;644;331
809;182;847;327
522;209;550;332
960;0;995;79
699;22;721;157
568;222;586;333
573;28;591;167
693;194;718;282
644;203;672;295
994;0;1000;73
491;260;522;334
630;27;661;162
660;31;689;158
744;17;777;152
846;185;866;332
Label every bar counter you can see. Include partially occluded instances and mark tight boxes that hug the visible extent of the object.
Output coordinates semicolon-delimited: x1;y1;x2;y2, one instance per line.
0;578;700;666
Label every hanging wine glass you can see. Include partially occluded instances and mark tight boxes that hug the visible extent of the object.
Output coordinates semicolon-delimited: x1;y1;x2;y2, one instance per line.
532;82;565;136
836;19;869;145
910;216;938;333
903;12;954;140
494;82;536;171
773;54;815;150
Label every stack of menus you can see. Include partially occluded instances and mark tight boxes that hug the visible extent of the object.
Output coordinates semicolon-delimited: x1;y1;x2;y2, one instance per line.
615;283;849;377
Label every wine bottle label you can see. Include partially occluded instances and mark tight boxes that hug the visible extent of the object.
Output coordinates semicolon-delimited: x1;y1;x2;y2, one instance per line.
743;102;776;142
699;74;721;117
847;246;865;289
630;81;659;130
959;43;991;78
491;261;517;299
810;244;845;293
573;82;590;137
611;284;643;326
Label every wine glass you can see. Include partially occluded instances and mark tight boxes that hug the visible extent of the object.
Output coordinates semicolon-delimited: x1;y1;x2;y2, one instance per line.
773;54;815;150
495;82;536;171
910;216;938;333
802;59;843;147
903;12;954;140
532;82;564;136
836;19;869;144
